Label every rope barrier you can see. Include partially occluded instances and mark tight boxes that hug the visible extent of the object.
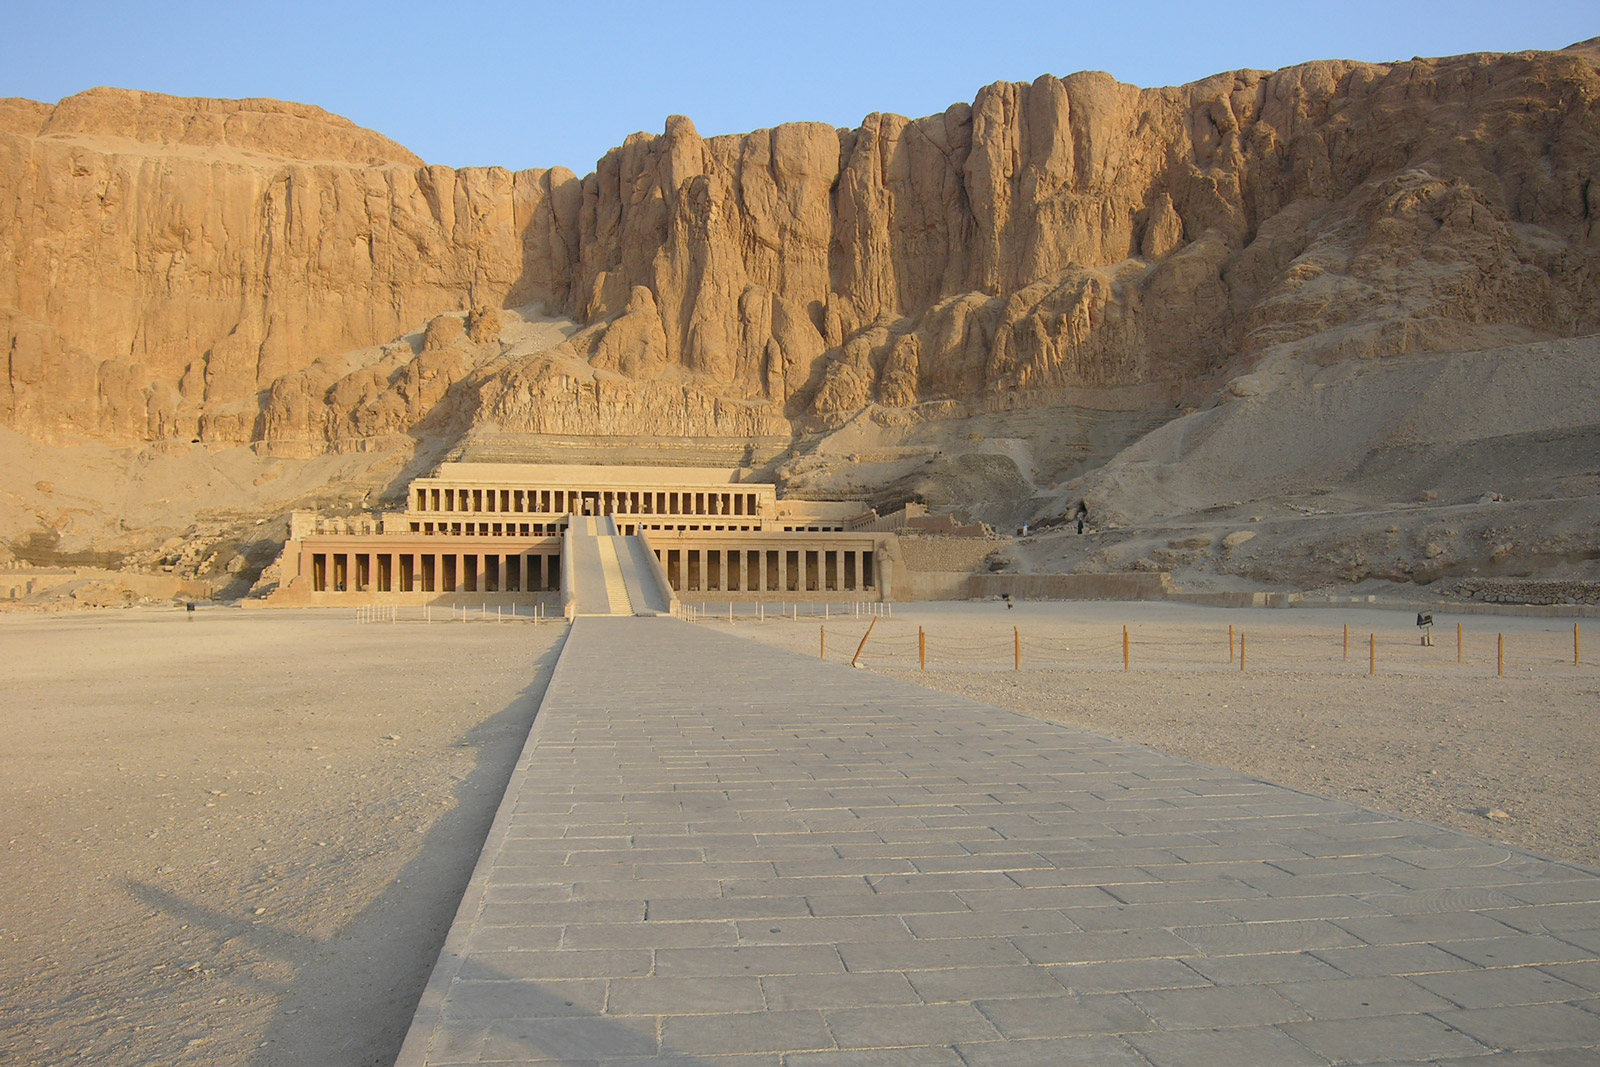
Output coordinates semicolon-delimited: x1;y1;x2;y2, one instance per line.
689;612;1597;679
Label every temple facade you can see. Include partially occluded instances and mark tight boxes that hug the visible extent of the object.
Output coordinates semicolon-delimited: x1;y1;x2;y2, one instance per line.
263;463;905;611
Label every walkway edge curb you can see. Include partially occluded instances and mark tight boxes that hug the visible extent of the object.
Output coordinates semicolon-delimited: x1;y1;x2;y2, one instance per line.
392;619;581;1067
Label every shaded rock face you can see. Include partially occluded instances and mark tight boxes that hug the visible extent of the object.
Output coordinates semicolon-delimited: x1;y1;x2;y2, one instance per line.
3;44;1599;451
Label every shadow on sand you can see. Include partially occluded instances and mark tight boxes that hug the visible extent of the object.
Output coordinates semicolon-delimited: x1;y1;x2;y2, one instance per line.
127;635;567;1067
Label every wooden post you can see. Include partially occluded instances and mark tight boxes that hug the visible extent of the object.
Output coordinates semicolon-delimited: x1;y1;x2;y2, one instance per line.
1343;624;1349;661
1123;626;1130;672
1239;632;1246;671
919;627;926;671
1229;624;1235;662
1457;622;1463;664
1014;626;1021;671
1576;623;1582;667
1369;633;1376;676
820;625;826;659
851;617;877;667
1498;633;1504;678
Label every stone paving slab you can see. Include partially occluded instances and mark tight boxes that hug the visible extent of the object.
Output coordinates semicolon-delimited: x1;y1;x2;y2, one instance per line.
396;618;1600;1066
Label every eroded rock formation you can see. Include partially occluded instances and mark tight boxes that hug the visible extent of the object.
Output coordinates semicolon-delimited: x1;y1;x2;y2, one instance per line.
2;43;1598;455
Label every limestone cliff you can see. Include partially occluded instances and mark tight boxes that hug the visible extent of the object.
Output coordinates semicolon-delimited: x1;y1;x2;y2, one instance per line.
0;89;580;445
3;43;1599;455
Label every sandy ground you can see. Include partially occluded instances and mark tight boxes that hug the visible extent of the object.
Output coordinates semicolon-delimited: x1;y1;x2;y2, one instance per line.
696;600;1600;870
0;607;566;1067
3;600;1594;1067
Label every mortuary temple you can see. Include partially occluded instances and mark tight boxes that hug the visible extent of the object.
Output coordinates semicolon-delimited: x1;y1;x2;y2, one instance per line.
261;463;983;615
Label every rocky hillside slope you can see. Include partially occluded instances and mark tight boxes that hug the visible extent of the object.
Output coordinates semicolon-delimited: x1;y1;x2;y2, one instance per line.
2;42;1597;595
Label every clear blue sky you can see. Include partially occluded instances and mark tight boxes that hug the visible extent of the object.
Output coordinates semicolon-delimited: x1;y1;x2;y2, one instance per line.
4;1;1594;174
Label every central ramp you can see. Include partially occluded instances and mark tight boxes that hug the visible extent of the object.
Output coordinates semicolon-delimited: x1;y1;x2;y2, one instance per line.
398;618;1600;1065
565;517;674;617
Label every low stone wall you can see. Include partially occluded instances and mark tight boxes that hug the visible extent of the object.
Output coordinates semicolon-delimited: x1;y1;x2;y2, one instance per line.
258;579;561;611
1;567;213;606
970;572;1178;601
904;571;978;601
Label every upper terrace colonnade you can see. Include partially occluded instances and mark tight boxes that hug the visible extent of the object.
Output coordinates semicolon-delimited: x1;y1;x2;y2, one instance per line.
400;464;860;535
408;464;777;531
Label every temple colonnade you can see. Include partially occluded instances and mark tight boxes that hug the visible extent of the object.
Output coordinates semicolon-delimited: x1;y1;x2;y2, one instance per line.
301;537;563;596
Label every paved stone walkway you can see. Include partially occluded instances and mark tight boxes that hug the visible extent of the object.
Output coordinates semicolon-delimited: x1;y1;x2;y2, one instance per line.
396;618;1600;1066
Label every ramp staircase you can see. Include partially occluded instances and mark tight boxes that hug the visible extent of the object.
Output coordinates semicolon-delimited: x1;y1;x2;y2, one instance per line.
563;515;676;617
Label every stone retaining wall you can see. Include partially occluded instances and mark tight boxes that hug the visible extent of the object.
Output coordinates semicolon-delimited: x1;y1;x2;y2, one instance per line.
897;536;999;574
1437;578;1600;606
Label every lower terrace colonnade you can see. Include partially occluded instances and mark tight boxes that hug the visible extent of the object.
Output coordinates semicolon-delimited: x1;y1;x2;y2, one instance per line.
655;543;875;595
308;546;562;595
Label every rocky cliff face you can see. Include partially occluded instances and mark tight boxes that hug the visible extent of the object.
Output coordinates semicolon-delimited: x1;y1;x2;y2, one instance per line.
3;45;1598;455
0;89;580;445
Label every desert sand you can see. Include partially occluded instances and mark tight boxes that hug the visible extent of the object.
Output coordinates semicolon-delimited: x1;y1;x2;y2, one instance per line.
696;600;1600;870
0;607;566;1067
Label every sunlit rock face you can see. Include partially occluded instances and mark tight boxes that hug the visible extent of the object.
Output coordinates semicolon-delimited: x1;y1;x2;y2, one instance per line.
2;42;1598;450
